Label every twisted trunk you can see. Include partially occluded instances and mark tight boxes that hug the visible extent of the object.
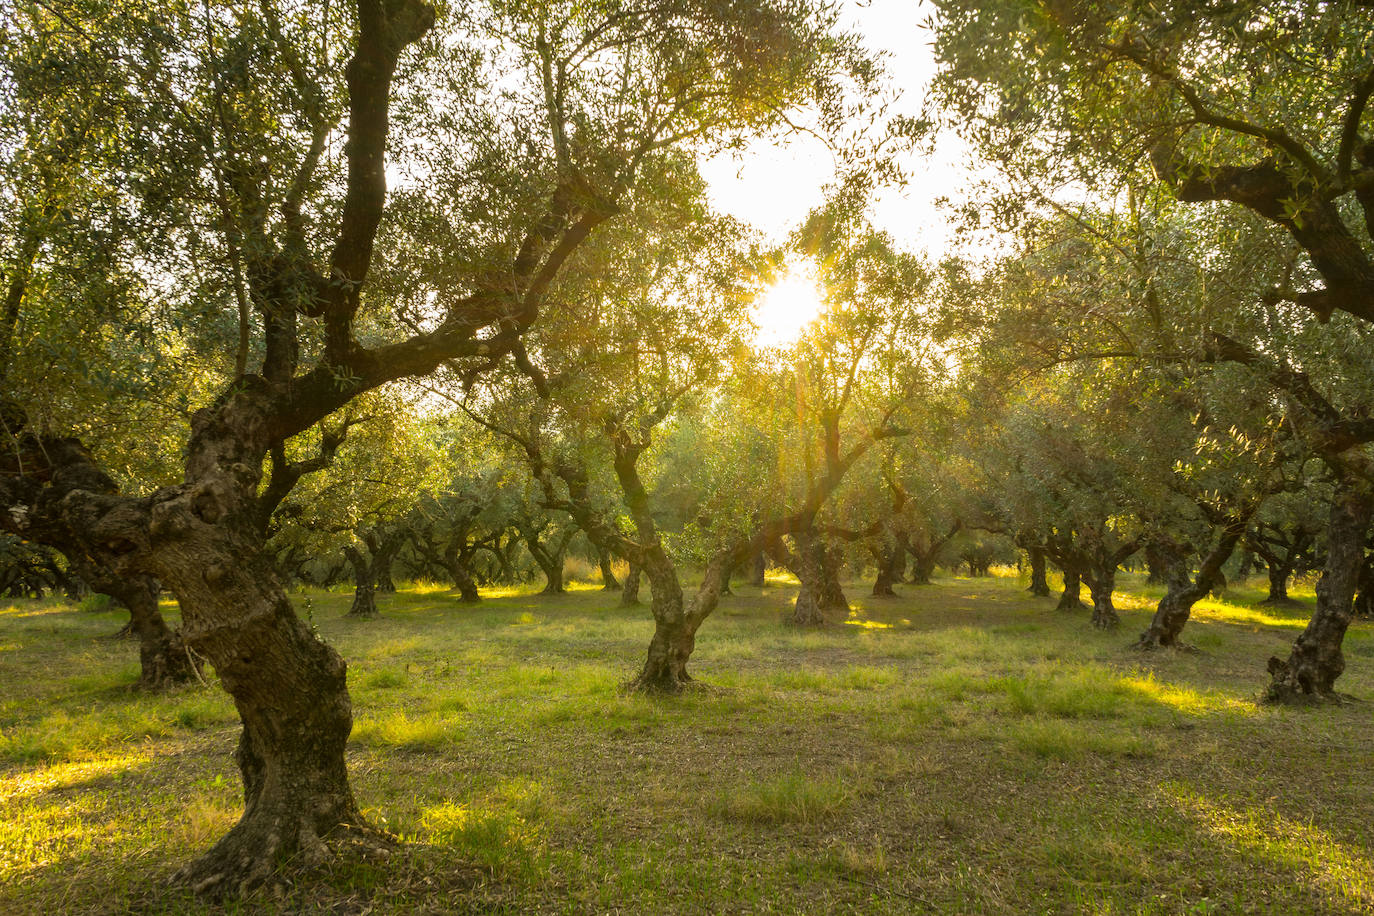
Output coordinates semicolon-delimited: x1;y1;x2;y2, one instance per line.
16;428;373;896
613;433;710;692
908;551;938;585
598;546;621;591
871;532;903;598
1356;552;1373;619
1264;478;1374;703
1085;561;1120;629
787;531;847;625
1136;516;1249;650
521;523;573;595
1026;545;1051;597
104;574;200;690
1144;542;1168;586
621;561;641;606
448;558;480;604
440;540;481;604
153;455;366;895
343;545;379;619
627;550;693;692
908;522;958;585
749;548;766;587
1056;566;1086;611
1262;560;1296;605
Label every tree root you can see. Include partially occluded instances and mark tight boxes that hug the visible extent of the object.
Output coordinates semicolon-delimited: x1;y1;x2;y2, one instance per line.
1132;637;1201;654
1260;656;1363;706
622;670;708;696
1260;684;1355;706
172;818;392;901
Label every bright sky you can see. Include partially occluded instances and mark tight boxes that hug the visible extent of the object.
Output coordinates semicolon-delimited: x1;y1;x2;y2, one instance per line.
752;260;825;348
701;0;980;345
699;0;973;258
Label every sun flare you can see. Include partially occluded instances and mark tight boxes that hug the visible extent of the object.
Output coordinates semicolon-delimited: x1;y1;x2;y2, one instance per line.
752;265;825;348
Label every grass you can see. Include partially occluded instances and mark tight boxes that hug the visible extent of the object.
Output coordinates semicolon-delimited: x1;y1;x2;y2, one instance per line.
709;770;856;824
0;571;1372;914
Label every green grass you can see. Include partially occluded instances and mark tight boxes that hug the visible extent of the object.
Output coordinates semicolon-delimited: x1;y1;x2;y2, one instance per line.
0;571;1371;914
709;770;856;824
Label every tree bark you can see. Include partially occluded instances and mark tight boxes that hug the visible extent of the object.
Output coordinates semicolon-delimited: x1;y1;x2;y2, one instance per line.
1264;479;1374;703
448;560;480;604
749;548;766;587
1026;545;1051;597
440;540;481;604
1261;560;1296;605
537;558;564;594
621;561;641;606
113;458;368;896
906;521;960;585
908;554;937;585
520;522;573;595
1135;515;1246;650
786;531;847;625
598;546;621;591
105;574;201;690
627;555;695;692
372;528;404;594
1085;561;1120;629
376;565;397;594
612;432;708;693
1355;551;1373;619
1144;542;1168;585
871;534;901;597
1056;566;1086;611
343;545;379;619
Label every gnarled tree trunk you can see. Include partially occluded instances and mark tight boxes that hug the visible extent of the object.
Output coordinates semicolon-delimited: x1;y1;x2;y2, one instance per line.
343;545;379;619
1264;479;1374;703
520;522;574;595
61;547;199;690
1056;565;1086;611
1084;562;1120;629
1261;560;1296;605
786;531;847;625
1355;551;1373;619
749;548;766;587
449;561;481;604
906;552;939;587
105;574;200;690
1026;545;1051;597
1135;516;1248;651
907;521;959;586
598;546;621;591
628;554;695;692
871;533;902;597
441;542;481;604
621;561;641;606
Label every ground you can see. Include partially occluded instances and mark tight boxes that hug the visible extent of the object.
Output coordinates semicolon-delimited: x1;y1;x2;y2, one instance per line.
1;571;1372;915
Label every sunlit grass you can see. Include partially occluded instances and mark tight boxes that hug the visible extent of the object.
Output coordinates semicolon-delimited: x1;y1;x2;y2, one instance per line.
0;752;152;804
709;771;854;824
1165;782;1374;910
351;712;461;750
0;572;1370;914
1192;601;1313;630
1118;672;1258;717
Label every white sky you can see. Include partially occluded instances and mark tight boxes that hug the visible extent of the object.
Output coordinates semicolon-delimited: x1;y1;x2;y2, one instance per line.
699;0;977;262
